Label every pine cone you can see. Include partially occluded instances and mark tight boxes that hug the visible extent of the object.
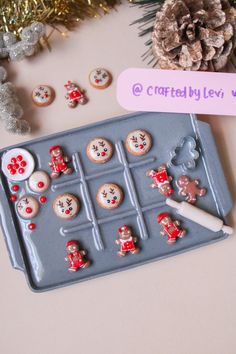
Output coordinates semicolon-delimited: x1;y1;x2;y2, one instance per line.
152;0;236;71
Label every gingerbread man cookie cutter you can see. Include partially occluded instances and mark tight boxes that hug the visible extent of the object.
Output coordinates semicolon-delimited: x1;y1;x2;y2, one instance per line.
168;136;199;172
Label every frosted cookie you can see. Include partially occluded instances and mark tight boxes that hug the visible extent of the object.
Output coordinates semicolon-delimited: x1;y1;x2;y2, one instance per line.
96;183;123;209
53;193;80;220
125;129;152;156
16;195;40;219
86;138;113;164
32;85;55;107
1;148;35;181
89;68;112;90
28;171;51;193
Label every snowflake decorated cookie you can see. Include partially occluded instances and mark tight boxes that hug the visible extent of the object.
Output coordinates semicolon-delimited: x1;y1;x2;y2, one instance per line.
32;85;55;107
28;170;51;193
125;129;152;156
53;193;80;220
16;195;40;219
96;183;123;209
1;148;35;181
86;138;113;164
89;68;112;90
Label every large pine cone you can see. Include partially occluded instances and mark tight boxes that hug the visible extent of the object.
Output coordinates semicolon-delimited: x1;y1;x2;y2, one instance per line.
152;0;236;71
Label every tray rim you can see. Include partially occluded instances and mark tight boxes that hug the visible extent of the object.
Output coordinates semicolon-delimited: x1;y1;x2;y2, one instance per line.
0;111;232;292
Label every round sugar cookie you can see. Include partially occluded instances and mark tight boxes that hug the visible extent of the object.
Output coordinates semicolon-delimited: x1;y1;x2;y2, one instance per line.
28;171;51;193
1;148;35;181
125;129;152;156
32;85;55;107
89;68;112;90
16;195;40;219
53;193;80;220
86;138;113;164
96;183;123;209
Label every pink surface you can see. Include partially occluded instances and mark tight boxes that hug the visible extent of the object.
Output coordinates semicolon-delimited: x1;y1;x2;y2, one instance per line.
0;4;236;354
117;68;236;115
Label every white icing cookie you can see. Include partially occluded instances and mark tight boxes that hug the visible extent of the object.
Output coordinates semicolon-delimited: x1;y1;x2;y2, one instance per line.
32;85;55;107
1;148;35;182
86;138;113;164
28;171;51;193
53;193;80;219
125;129;152;156
96;183;123;209
89;68;112;90
16;195;40;219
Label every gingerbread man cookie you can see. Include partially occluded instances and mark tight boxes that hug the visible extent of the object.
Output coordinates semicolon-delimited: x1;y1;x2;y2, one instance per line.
32;85;55;107
176;175;207;204
96;183;123;209
125;129;152;156
86;138;113;164
89;68;112;90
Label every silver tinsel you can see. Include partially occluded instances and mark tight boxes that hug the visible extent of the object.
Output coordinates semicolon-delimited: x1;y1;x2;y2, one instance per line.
0;66;30;134
0;22;45;61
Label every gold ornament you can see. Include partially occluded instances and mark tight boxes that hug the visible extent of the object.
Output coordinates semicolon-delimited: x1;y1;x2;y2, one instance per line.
0;0;119;37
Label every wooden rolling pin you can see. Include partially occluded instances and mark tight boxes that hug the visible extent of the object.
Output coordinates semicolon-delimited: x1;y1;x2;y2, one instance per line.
166;198;234;235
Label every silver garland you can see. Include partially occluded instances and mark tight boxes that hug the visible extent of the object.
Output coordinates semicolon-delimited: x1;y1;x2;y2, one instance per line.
0;66;30;134
0;22;45;134
0;22;45;61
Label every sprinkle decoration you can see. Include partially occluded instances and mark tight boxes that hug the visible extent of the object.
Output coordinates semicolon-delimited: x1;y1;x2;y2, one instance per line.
10;194;17;202
39;196;47;203
28;223;36;231
11;185;20;192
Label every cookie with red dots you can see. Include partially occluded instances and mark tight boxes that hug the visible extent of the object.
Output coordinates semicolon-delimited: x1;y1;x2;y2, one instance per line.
53;193;80;220
86;138;113;164
28;171;51;193
16;196;40;219
96;183;123;209
125;129;152;156
89;68;112;90
1;148;35;181
32;85;55;107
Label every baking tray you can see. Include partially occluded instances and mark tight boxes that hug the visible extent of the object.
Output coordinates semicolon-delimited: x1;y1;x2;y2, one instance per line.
0;112;232;292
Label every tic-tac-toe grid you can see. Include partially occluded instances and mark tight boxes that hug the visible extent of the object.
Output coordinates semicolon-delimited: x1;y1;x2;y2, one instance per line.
52;141;166;251
0;112;232;291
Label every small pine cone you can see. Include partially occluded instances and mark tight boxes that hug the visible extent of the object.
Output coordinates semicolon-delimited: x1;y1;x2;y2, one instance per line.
152;0;236;71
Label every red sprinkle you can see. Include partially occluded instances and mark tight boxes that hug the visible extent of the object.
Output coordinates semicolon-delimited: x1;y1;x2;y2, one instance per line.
17;155;23;162
26;207;33;214
39;196;47;203
20;160;27;167
7;164;13;170
11;157;17;164
13;163;19;170
38;181;44;188
18;168;25;174
10;195;17;202
28;223;36;231
11;185;20;192
10;169;16;175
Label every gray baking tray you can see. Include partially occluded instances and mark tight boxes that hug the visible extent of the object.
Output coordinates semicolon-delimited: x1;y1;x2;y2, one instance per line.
0;112;232;292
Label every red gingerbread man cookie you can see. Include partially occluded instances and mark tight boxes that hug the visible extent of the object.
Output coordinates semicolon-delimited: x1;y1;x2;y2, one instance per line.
115;225;140;257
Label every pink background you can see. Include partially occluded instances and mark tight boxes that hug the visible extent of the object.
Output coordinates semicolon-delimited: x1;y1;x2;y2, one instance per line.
0;4;236;354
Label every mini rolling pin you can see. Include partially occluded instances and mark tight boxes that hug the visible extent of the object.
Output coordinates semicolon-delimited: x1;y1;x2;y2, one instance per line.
166;198;234;235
